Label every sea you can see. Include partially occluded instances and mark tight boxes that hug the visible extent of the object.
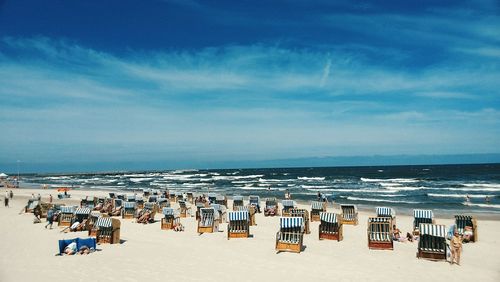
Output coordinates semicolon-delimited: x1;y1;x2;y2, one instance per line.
19;163;500;214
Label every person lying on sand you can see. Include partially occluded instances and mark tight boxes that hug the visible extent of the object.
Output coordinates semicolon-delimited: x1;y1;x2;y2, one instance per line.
137;211;152;224
64;241;77;255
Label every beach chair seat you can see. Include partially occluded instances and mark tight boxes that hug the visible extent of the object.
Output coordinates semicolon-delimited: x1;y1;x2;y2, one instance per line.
122;202;136;219
319;212;343;241
58;206;76;227
413;209;434;235
417;223;447;261
161;207;180;230
264;198;279;216
340;205;358;225
290;208;310;234
232;196;244;211
93;217;121;244
197;208;218;234
310;201;326;222
227;211;250;239
275;217;304;253
281;200;296;217
367;217;393;250
455;215;477;242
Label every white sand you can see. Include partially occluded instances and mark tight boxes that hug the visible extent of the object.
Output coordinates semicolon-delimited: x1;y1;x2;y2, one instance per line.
1;188;499;282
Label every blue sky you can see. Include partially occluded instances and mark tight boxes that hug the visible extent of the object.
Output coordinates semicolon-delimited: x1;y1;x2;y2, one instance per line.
0;0;499;172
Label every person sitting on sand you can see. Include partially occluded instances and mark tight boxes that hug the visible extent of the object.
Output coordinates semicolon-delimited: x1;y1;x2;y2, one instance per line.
173;223;184;232
392;225;401;241
463;226;473;242
406;232;413;242
64;241;78;255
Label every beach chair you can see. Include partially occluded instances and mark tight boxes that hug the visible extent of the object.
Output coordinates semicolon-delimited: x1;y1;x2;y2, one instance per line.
197;208;218;234
281;200;296;216
215;195;227;207
161;207;180;230
122;202;136;219
367;217;393;250
148;195;157;203
93;217;121;244
169;191;177;202
455;215;478;242
126;195;136;202
208;193;217;204
233;196;244;210
39;202;53;218
88;211;101;236
376;207;396;225
236;205;256;226
186;192;194;203
249;195;261;213
195;202;206;220
157;197;170;210
25;199;39;213
264;198;279;216
135;196;144;209
72;208;92;231
319;212;343;241
413;209;434;235
310;201;326;222
144;202;157;214
417;223;447;261
275;217;304;253
58;206;76;227
227;211;250;239
211;204;226;223
340;204;358;225
290;209;310;234
178;200;191;218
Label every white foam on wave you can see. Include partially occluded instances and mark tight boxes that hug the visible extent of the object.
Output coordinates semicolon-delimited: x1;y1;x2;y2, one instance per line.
241;186;270;190
129;177;154;183
361;177;418;183
379;182;402;187
345;196;420;204
298;177;325;181
259;178;295;182
463;183;500;189
301;185;331;189
383;186;424;191
428;193;493;198
43;176;72;180
305;188;398;194
462;202;500;209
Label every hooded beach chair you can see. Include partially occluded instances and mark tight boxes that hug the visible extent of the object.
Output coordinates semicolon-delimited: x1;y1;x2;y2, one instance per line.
88;211;102;236
215;195;227;207
195;202;207;220
169;191;177;202
157;197;170;210
148;195;157;203
249;195;261;213
227;211;250;239
232;196;244;211
340;204;358;225
197;208;218;234
178;200;191;218
417;223;447;261
376;207;396;224
367;217;393;250
126;195;136;202
275;217;304;253
281;200;296;216
122;202;136;219
208;193;217;204
310;201;326;222
290;209;310;234
211;204;226;223
236;205;256;226
413;209;434;235
93;217;121;244
58;206;76;227
72;208;92;231
186;192;194;203
319;212;343;241
161;207;180;230
135;196;144;209
455;215;477;242
264;198;279;216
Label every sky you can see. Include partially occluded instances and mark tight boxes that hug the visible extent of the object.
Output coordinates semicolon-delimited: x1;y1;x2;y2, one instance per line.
0;0;499;172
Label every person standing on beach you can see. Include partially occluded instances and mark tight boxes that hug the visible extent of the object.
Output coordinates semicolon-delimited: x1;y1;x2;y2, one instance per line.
4;195;9;207
451;230;463;265
45;208;54;229
49;194;53;203
9;190;13;199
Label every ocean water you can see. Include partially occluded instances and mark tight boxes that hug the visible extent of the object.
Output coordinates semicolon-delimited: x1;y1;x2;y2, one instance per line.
20;163;500;213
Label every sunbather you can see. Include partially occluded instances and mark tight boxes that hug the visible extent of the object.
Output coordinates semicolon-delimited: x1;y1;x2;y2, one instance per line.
64;241;77;255
137;211;152;224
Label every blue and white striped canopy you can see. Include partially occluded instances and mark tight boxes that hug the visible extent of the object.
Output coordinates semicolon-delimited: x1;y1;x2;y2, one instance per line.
376;207;395;217
135;196;143;201
311;201;324;210
95;217;113;228
282;200;296;207
228;211;249;221
419;223;446;237
162;207;175;215
74;208;91;215
413;209;433;219
319;212;337;223
200;208;215;215
236;206;249;211
368;217;391;223
123;202;136;209
455;215;473;221
280;217;303;228
233;195;244;201
60;206;75;213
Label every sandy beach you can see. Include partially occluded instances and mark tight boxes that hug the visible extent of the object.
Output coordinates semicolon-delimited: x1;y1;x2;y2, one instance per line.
1;187;499;282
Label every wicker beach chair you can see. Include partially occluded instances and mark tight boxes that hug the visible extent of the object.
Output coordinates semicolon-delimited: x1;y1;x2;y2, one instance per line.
211;204;226;223
58;206;76;227
135;196;144;209
264;198;279;216
367;217;393;250
310;201;326;222
281;200;296;216
186;192;194;203
376;207;396;225
197;208;218;234
290;209;310;234
275;217;304;253
413;209;434;235
417;223;447;261
122;202;136;219
227;210;250;239
157;197;170;210
72;208;92;231
249;195;261;213
169;191;177;202
161;207;180;230
195;202;206;220
455;215;477;242
340;204;358;225
93;217;121;244
236;205;256;226
215;195;227;207
319;212;343;241
232;196;244;211
207;193;217;204
178;200;191;218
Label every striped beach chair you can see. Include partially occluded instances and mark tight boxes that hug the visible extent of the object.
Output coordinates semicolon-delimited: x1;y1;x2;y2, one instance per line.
413;209;434;235
157;197;170;209
135;196;144;209
195;202;206;220
178;200;191;218
58;206;76;227
186;192;194;203
161;207;180;230
275;217;304;253
227;211;250;239
310;201;326;222
367;217;393;250
215;195;227;207
376;207;395;219
249;195;261;213
93;217;121;244
281;200;296;216
232;196;244;211
197;208;218;234
455;215;477;242
319;212;343;241
264;198;279;216
236;205;256;226
340;204;358;225
290;209;310;234
72;207;92;231
122;202;136;219
417;223;447;261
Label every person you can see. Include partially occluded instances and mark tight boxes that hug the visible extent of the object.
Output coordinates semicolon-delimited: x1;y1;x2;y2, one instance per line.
79;245;90;255
463;226;473;242
485;196;490;203
37;193;41;200
49;194;53;203
451;230;463;265
64;241;77;255
406;232;413;242
45;208;54;229
69;220;81;232
4;195;8;207
392;225;401;241
9;190;13;199
466;195;470;203
137;210;152;224
317;191;322;201
173;222;184;232
31;193;36;200
285;189;291;200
